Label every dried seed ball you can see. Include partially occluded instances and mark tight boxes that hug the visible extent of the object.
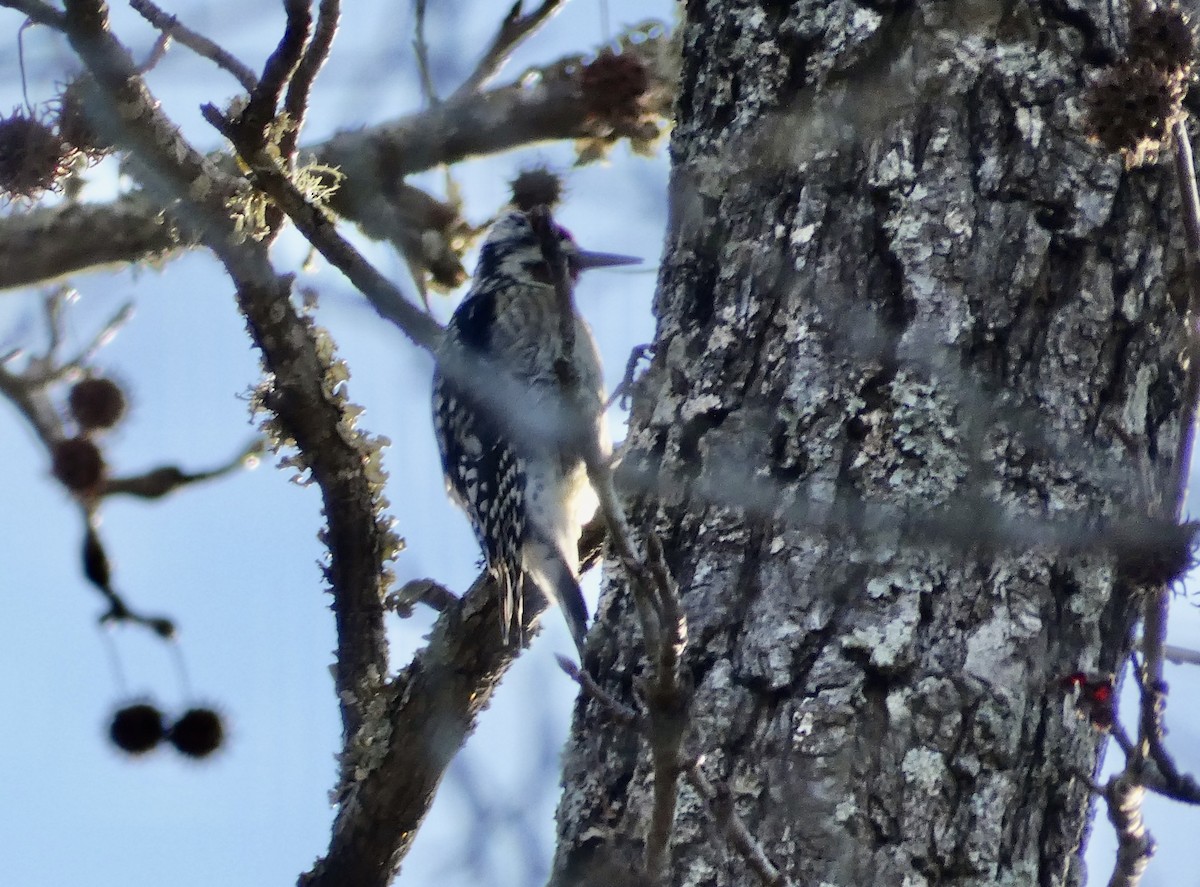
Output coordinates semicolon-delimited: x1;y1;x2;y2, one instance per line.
109;703;165;755
1114;519;1199;587
169;707;224;758
51;436;105;493
1130;2;1196;76
1085;58;1187;161
0;109;74;201
510;166;564;212
69;377;126;430
580;50;649;121
55;74;112;159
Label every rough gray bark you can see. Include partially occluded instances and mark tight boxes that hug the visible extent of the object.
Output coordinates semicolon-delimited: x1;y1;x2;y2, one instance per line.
554;3;1185;886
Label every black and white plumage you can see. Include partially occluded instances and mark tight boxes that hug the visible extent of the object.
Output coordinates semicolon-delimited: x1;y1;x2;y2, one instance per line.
432;209;637;657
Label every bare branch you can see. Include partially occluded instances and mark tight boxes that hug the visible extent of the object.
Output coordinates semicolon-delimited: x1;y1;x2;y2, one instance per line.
530;200;689;880
556;654;639;724
129;0;259;90
412;0;439;105
25;301;134;387
301;569;544;887
684;761;788;887
0;30;673;292
1163;643;1200;665
61;0;397;743
451;0;565;98
215;244;394;738
385;577;457;616
0;0;65;30
101;438;264;500
240;0;312;152
560;652;789;887
283;0;340;161
136;30;171;74
1105;775;1155;887
86;520;175;637
203;101;442;351
0;194;187;290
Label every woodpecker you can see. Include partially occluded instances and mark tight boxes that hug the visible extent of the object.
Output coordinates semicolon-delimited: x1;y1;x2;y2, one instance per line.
432;209;638;657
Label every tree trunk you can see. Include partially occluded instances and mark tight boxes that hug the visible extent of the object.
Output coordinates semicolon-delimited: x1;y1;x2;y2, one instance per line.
553;3;1187;885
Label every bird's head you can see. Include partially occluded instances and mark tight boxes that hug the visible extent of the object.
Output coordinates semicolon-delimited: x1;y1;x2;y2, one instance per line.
476;209;639;285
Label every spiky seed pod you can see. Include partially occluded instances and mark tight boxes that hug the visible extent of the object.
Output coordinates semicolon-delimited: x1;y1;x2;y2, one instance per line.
169;707;224;758
1130;2;1196;76
510;166;564;212
109;703;165;754
579;50;650;122
55;75;112;159
1085;58;1188;164
69;377;127;431
51;436;106;494
1113;519;1199;587
0;109;74;200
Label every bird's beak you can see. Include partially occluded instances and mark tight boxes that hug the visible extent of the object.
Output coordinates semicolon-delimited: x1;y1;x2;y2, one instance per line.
574;250;642;270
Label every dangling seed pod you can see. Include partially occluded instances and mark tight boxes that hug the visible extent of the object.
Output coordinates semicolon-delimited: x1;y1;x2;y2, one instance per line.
510;166;564;213
51;436;106;494
109;702;165;755
169;707;225;758
55;74;112;160
579;50;650;122
69;377;127;431
0;109;75;201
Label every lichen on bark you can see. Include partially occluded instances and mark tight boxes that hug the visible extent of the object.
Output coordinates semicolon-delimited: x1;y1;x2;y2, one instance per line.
553;3;1187;885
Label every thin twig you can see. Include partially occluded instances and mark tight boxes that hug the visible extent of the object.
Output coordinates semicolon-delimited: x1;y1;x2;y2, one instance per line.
129;0;258;90
609;342;653;409
684;761;788;887
101;438;264;499
385;578;458;616
451;0;565;99
282;0;340;163
137;30;171;74
1129;117;1200;775
200;102;442;351
529;205;578;383
413;0;439;105
530;203;686;879
556;654;640;725
590;462;664;644
641;531;688;882
240;0;312;150
0;0;65;29
85;519;175;637
25;301;135;387
1163;643;1200;665
558;656;788;887
1111;721;1135;759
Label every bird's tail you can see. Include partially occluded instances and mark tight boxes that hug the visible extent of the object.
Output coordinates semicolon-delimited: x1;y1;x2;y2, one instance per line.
522;536;589;659
493;557;524;647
